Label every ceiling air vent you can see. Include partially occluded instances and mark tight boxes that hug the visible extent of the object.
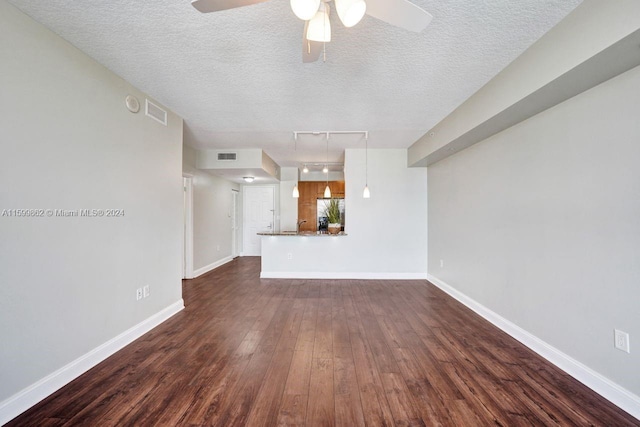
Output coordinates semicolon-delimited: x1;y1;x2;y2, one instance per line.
217;152;237;161
145;99;167;126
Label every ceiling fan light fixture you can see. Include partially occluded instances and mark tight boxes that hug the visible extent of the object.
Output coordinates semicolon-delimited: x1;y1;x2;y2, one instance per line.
290;0;321;21
306;3;331;42
335;0;366;27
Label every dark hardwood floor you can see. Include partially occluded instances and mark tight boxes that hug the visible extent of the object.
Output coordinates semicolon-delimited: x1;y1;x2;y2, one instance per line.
7;257;639;426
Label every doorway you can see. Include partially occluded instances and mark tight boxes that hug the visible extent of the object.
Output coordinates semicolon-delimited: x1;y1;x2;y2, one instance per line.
242;186;275;256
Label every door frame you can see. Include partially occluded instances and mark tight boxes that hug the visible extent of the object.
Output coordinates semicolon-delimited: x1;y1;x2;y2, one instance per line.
183;175;194;279
231;189;239;258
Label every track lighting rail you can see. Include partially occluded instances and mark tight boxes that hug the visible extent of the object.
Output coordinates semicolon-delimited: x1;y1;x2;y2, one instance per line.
293;131;368;141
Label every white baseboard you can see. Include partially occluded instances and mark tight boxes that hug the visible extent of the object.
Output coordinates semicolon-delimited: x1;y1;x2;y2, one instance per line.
193;256;233;278
427;274;640;420
0;300;184;426
260;271;427;280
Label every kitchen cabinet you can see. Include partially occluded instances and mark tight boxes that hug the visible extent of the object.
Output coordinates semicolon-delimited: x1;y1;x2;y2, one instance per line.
297;181;345;232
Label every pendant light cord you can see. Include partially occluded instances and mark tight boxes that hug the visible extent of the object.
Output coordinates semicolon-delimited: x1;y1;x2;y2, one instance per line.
324;133;332;198
365;136;368;185
326;134;329;187
363;135;370;198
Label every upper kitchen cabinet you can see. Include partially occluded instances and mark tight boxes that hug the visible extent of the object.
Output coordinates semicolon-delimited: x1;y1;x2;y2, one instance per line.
297;181;345;232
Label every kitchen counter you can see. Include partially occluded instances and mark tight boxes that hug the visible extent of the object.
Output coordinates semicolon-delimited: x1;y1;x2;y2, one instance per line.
258;231;347;237
259;231;351;279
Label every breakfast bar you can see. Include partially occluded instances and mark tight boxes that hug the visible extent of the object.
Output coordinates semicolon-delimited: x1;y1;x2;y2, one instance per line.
258;231;351;279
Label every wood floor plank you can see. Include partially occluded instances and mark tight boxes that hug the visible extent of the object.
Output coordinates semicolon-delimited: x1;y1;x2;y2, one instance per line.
432;326;540;425
333;346;357;397
334;393;366;427
7;257;639;427
245;292;305;427
178;349;255;424
147;382;203;426
283;350;313;395
380;372;426;426
312;300;333;359
391;346;456;427
407;341;465;402
90;371;170;425
352;284;400;374
208;344;276;426
331;294;351;350
295;295;319;353
306;358;335;427
333;346;366;426
107;374;190;427
244;347;295;427
277;394;308;426
349;331;397;426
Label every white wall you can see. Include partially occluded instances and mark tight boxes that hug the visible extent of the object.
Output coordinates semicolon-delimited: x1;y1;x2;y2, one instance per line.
261;149;428;278
428;65;640;400
279;167;299;232
0;2;183;420
184;146;240;275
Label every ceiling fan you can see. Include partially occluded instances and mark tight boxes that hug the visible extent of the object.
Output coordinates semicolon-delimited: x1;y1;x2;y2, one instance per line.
191;0;433;62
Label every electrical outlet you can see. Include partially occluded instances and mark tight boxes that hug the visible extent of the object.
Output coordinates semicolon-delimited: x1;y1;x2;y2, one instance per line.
440;259;444;268
287;253;293;260
143;285;150;298
136;288;143;301
614;329;630;353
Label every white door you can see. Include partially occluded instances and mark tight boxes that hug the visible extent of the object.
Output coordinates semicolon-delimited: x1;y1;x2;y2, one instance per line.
243;186;274;256
231;189;239;258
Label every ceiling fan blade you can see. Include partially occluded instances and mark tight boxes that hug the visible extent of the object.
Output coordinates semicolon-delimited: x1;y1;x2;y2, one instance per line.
302;21;322;63
364;0;432;32
191;0;270;13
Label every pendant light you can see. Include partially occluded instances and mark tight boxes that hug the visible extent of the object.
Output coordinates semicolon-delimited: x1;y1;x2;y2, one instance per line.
292;184;300;198
363;136;370;198
324;135;331;198
307;2;331;42
303;164;309;173
335;0;366;27
290;0;321;21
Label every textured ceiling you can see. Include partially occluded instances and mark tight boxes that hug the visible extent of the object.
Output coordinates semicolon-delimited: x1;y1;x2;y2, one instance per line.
8;0;582;167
